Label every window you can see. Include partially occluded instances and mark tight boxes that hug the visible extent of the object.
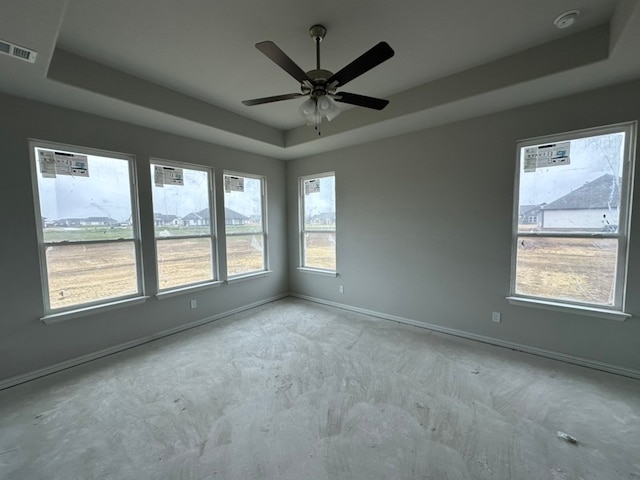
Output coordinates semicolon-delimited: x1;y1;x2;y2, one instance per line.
300;173;336;271
151;160;217;290
223;172;267;277
511;122;636;311
31;141;141;313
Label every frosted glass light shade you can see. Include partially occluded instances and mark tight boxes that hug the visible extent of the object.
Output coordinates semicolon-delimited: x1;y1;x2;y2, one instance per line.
299;97;319;126
298;95;341;125
317;94;341;121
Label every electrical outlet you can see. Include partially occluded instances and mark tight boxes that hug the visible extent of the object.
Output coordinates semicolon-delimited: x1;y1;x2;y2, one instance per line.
339;285;344;294
190;299;198;309
492;311;501;323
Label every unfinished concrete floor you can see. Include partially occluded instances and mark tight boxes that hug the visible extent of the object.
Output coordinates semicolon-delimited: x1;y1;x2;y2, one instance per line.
1;298;639;479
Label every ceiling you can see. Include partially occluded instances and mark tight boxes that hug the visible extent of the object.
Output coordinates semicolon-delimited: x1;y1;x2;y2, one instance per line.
1;0;639;160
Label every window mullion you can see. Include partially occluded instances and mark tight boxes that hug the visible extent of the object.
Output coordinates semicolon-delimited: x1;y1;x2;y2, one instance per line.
225;232;264;237
154;234;212;241
44;238;137;247
517;232;622;240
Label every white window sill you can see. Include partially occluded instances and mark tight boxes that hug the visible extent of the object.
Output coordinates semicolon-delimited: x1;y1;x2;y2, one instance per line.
156;281;223;299
297;267;338;277
506;296;631;321
41;296;150;325
226;270;272;284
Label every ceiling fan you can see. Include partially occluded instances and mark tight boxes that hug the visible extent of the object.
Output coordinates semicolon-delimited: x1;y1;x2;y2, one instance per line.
242;25;394;131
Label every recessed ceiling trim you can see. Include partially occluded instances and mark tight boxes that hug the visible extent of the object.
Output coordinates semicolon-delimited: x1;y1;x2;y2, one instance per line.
47;48;285;148
286;24;611;147
45;24;610;156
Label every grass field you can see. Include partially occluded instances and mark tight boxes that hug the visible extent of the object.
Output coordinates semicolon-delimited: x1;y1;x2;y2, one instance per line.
43;224;265;243
44;226;137;242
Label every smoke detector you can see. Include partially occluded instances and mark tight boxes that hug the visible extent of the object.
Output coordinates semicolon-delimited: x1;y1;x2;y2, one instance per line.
0;39;37;63
554;10;580;29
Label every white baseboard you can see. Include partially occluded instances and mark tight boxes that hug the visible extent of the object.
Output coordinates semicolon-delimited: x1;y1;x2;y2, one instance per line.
4;292;637;391
0;293;289;391
289;293;640;380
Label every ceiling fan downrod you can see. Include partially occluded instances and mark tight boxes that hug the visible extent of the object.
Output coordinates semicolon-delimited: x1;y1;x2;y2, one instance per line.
309;24;326;71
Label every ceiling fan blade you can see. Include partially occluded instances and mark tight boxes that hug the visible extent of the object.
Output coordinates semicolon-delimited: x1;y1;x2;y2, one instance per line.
242;93;305;106
333;92;389;110
327;42;394;88
256;41;312;84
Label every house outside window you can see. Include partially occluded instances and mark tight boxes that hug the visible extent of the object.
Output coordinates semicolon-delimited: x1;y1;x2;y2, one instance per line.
151;160;217;291
30;141;142;313
300;172;336;271
223;172;267;277
511;122;636;311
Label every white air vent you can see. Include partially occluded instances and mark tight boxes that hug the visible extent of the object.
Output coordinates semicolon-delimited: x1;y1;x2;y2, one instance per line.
0;39;37;63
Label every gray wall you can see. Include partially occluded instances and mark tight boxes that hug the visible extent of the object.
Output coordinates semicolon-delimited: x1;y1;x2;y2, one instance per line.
3;77;640;384
287;79;640;373
0;93;288;381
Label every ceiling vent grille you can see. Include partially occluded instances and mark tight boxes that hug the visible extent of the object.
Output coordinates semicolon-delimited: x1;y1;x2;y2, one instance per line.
0;39;37;63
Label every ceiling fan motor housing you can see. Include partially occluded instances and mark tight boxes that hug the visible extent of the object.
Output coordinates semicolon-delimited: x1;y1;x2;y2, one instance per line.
304;69;337;97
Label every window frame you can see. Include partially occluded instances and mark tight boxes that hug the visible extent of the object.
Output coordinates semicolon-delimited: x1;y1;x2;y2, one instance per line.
29;139;144;316
150;158;219;293
223;171;268;279
299;171;337;273
509;122;636;314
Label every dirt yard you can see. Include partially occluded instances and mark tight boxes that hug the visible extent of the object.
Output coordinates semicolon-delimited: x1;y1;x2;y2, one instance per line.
515;237;617;305
47;233;613;309
304;233;336;270
46;242;139;309
46;236;266;309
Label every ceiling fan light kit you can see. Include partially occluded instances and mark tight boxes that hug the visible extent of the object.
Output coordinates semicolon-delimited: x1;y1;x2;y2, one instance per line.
242;24;394;133
299;94;341;126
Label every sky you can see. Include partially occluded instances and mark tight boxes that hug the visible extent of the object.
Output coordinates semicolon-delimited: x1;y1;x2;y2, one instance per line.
37;152;133;221
36;153;264;222
304;175;335;219
518;132;625;206
36;133;624;222
152;166;210;217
